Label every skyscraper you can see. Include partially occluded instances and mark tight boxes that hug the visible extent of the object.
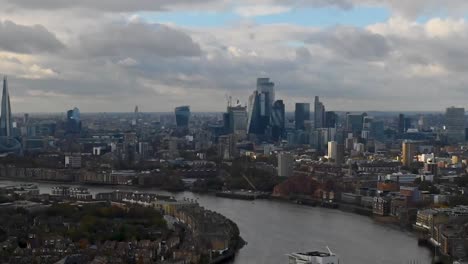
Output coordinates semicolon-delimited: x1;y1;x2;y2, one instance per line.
398;113;405;134
0;76;12;137
247;78;275;136
295;103;310;130
226;105;247;134
325;111;337;128
314;96;325;130
66;107;82;134
132;105;139;126
446;107;465;143
0;77;21;155
256;78;275;116
346;113;365;135
247;91;262;135
370;121;385;141
271;100;285;140
175;106;190;128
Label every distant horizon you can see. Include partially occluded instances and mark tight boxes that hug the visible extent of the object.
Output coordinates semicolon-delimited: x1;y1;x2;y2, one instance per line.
11;110;448;116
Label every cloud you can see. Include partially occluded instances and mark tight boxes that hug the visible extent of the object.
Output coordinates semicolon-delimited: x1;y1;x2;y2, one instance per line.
306;26;391;61
2;0;468;112
3;0;227;12
234;5;291;17
117;57;139;67
0;20;64;54
78;22;202;58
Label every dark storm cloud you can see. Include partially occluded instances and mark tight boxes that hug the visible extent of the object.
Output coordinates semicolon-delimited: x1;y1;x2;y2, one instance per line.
79;22;202;58
0;20;64;54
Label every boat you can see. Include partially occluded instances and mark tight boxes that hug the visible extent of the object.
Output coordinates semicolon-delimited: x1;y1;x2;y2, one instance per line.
286;247;340;264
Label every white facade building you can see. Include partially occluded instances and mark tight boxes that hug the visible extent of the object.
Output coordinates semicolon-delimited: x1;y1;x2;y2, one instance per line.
278;152;295;177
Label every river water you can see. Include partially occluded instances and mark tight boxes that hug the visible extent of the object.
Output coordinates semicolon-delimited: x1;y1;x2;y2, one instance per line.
0;180;432;264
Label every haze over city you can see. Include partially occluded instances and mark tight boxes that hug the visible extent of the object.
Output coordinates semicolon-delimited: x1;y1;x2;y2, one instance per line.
0;0;468;112
3;1;468;264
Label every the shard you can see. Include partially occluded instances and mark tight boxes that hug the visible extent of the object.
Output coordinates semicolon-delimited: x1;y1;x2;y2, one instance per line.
0;76;12;137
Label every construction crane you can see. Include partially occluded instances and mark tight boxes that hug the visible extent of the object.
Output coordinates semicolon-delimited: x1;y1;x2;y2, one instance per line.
241;172;257;191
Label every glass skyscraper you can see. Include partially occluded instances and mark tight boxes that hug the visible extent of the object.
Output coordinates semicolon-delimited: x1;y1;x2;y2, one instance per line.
66;107;82;134
314;96;325;130
325;111;337;128
175;105;190;128
271;100;285;140
247;78;275;136
0;76;21;155
346;113;365;135
295;103;310;130
0;76;12;137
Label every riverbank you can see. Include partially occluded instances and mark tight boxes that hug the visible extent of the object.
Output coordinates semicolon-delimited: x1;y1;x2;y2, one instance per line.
0;178;433;263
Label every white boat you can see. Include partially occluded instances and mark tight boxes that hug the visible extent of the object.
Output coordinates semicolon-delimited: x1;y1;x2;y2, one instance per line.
286;247;340;264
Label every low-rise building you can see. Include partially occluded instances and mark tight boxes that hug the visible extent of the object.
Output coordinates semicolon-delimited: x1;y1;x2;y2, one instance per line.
373;197;391;216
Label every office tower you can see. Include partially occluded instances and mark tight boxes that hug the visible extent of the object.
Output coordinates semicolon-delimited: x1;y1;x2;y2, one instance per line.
247;78;275;136
277;152;295;177
402;140;418;167
346;113;364;135
271;100;285;141
132;105;139;126
445;107;465;143
229;105;247;134
328;141;337;160
168;137;179;158
256;78;275;116
295;103;310;130
370;121;385;141
314;96;325;129
223;112;231;133
65;107;82;135
138;142;149;160
175;106;190;128
404;117;412;131
397;114;411;133
0;77;12;137
325;111;337;128
398;114;405;134
335;143;345;165
247;91;261;135
363;116;373;130
418;115;427;131
218;134;237;160
23;113;29;125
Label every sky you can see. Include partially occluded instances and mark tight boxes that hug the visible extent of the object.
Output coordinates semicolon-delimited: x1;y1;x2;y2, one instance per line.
1;0;468;112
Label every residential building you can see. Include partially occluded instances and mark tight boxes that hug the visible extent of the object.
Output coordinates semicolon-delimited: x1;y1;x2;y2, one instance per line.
278;152;295;177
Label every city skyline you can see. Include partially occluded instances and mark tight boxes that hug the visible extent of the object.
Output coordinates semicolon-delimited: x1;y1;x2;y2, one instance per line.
0;1;468;112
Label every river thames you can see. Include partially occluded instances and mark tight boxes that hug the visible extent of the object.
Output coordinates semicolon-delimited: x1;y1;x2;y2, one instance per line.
0;180;432;264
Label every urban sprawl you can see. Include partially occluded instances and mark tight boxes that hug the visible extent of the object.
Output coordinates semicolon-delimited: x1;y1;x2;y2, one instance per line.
0;77;468;263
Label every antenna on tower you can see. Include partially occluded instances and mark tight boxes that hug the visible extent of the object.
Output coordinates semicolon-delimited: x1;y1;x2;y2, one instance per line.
225;94;232;109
